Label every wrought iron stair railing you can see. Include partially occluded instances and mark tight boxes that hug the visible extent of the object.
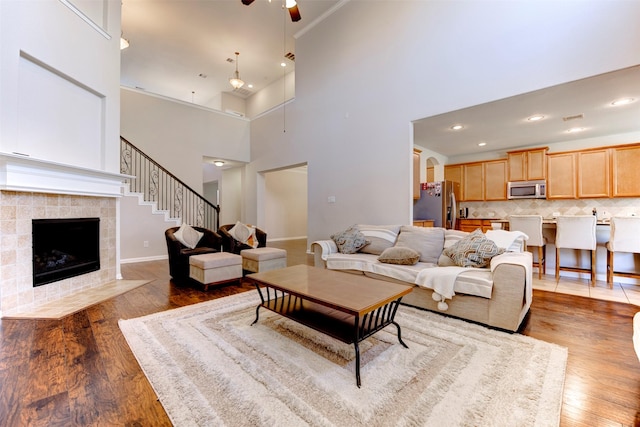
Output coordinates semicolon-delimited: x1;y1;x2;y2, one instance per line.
120;137;220;231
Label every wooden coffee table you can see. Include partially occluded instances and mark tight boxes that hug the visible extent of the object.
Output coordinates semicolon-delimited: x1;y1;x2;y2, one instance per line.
245;265;413;387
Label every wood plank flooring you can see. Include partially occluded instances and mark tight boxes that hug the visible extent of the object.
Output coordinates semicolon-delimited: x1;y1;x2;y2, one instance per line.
0;239;638;426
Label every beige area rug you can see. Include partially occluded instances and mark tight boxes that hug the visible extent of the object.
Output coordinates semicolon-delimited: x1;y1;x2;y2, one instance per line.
119;290;567;427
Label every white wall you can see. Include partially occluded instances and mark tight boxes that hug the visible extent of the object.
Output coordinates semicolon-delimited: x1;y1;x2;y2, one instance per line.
120;88;250;192
265;167;307;240
0;0;121;173
219;167;243;226
246;71;295;119
246;0;640;244
120;194;178;262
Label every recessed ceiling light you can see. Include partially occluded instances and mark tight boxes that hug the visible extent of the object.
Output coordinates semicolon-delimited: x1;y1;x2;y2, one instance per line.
280;62;287;67
611;97;635;106
478;142;487;147
566;127;586;133
450;124;464;131
214;161;225;167
527;115;545;122
248;84;254;89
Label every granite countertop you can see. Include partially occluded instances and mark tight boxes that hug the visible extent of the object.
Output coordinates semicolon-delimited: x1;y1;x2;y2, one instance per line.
462;217;611;225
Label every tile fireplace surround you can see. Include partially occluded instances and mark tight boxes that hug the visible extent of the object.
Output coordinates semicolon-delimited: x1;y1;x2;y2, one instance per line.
0;153;127;317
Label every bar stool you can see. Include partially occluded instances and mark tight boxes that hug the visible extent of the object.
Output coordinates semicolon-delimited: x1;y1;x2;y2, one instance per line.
509;215;546;279
555;215;597;284
606;216;640;288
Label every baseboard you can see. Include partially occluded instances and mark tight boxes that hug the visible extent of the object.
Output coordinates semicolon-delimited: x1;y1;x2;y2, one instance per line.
267;236;307;242
120;255;168;264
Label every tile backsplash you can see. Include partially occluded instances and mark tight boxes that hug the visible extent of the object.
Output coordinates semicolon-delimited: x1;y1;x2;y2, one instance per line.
461;197;640;220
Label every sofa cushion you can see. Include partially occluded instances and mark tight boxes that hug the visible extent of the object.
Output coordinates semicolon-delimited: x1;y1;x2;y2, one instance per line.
173;223;203;249
443;229;504;268
394;225;445;264
331;225;370;254
378;247;420;265
357;224;401;255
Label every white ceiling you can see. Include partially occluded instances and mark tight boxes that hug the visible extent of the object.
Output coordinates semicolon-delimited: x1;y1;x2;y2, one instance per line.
120;2;640;158
413;65;640;157
120;0;340;106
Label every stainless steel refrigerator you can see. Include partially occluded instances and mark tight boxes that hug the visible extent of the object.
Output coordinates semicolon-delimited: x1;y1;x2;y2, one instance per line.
413;181;459;229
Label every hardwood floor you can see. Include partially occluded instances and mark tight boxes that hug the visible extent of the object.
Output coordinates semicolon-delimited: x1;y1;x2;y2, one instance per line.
0;239;638;426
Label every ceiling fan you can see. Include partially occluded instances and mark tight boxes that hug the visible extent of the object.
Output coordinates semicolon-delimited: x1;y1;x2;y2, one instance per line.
241;0;302;22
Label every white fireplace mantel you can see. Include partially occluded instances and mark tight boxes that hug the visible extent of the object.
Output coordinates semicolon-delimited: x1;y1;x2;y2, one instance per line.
0;152;133;197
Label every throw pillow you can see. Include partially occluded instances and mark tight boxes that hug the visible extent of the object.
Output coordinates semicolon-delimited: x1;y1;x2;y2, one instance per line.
438;229;469;266
228;221;252;243
377;247;420;265
442;229;504;268
173;223;203;249
357;224;401;255
394;225;445;264
245;226;259;248
331;225;370;254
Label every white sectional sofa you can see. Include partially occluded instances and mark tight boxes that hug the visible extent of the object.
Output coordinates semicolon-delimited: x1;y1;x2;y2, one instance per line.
312;225;533;332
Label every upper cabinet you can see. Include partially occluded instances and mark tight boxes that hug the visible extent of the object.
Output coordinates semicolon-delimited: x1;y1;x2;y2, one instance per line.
463;162;485;201
547;148;610;199
444;164;463;201
413;148;421;200
507;147;547;181
547;152;577;199
484;159;507;200
446;142;640;201
612;144;640;197
578;149;610;198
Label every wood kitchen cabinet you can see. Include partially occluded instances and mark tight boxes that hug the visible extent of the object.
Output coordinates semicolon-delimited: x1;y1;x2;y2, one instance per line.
444;164;463;201
578;149;610;198
547;152;576;199
463;163;484;201
484;159;507;200
413;148;421;200
612;144;640;197
458;219;495;233
507;147;547;181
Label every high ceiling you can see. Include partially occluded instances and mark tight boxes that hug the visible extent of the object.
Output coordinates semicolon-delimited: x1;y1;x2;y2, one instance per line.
120;0;340;107
120;2;640;158
413;65;640;158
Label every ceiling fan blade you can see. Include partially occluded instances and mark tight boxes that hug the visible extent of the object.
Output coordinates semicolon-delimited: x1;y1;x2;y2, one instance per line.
241;0;255;5
288;4;301;22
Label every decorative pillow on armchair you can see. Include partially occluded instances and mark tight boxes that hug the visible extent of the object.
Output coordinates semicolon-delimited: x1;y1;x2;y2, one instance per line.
442;229;504;268
331;225;370;254
229;221;259;248
173;223;203;249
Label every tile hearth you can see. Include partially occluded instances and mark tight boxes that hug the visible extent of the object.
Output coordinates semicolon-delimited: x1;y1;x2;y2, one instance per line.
2;279;150;320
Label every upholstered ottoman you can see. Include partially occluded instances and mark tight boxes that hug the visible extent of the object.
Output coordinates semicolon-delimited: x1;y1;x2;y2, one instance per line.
189;252;242;290
241;247;287;273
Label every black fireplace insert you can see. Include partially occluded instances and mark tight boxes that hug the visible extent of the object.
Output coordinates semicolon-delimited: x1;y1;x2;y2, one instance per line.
32;217;100;287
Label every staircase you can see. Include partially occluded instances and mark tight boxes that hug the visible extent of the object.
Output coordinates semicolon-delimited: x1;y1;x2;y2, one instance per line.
120;137;220;231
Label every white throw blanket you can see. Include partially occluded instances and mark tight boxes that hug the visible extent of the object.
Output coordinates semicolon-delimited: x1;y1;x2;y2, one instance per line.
485;230;528;251
415;267;473;311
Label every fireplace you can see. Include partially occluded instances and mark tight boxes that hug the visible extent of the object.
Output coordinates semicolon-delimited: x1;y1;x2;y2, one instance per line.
32;218;100;287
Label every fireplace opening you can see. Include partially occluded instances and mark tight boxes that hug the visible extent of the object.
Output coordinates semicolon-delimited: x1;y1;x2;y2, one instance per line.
32;218;100;287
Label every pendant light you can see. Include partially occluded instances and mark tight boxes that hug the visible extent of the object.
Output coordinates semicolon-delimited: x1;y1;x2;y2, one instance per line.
229;52;245;89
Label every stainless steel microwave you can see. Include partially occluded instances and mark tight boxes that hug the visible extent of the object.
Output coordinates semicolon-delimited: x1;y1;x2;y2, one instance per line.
507;180;546;199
